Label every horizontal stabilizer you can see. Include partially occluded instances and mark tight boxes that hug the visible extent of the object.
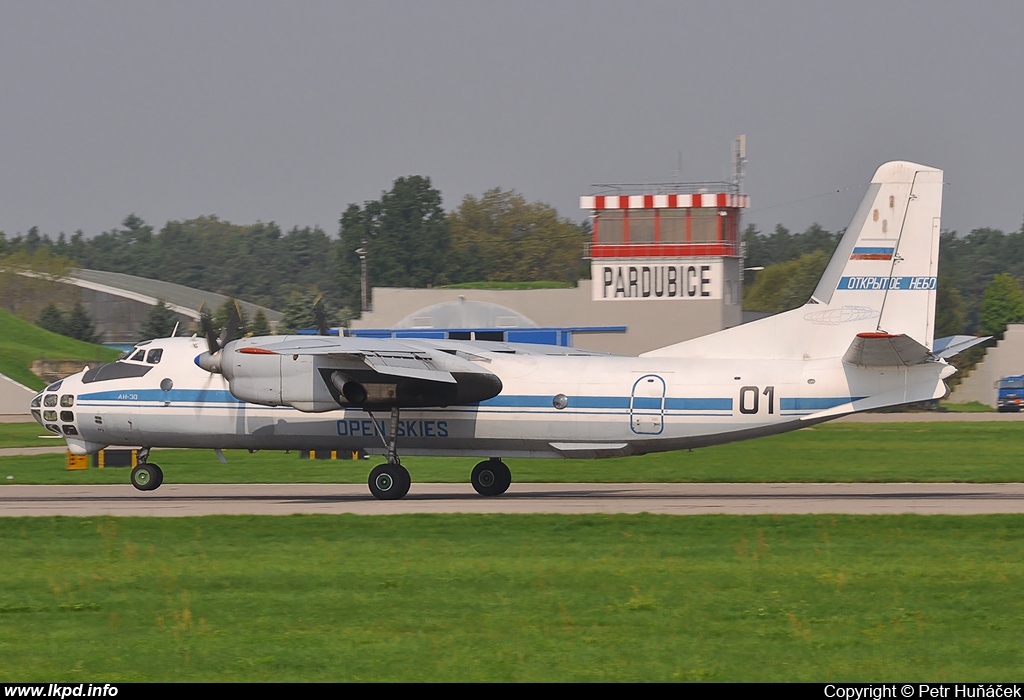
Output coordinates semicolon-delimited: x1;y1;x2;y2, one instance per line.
842;333;932;367
932;335;990;359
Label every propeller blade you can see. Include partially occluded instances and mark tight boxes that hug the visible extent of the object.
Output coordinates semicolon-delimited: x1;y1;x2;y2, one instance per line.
313;294;329;336
221;299;242;346
198;302;221;353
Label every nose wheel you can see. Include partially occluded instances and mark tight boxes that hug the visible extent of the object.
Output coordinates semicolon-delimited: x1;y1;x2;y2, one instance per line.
471;459;511;496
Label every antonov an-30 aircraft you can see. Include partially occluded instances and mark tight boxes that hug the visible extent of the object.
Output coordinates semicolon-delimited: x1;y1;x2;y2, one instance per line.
30;161;985;500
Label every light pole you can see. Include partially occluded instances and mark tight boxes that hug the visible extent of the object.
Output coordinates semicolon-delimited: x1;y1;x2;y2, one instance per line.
356;245;368;311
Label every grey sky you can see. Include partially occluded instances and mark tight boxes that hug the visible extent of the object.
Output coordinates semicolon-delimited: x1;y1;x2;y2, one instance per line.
2;1;1022;242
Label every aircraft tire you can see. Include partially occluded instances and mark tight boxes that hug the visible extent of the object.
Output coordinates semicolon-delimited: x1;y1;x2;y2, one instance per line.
368;463;411;500
130;463;163;492
471;459;511;497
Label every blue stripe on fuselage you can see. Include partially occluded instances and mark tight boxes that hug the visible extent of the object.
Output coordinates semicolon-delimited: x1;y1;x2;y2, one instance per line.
78;389;242;403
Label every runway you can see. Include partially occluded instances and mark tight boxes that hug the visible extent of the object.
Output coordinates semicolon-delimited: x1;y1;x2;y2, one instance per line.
3;482;1024;516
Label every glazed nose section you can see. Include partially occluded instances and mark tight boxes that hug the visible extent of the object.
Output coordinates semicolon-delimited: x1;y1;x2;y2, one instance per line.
30;392;44;426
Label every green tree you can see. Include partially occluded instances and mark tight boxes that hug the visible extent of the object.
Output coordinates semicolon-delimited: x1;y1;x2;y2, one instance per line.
447;188;583;284
979;273;1024;340
934;277;966;338
249;308;272;336
743;251;830;313
37;303;67;336
338;176;449;311
139;299;180;341
64;302;99;344
279;291;345;334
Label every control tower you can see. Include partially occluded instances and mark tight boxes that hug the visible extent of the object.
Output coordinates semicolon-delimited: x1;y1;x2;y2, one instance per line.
582;137;749;323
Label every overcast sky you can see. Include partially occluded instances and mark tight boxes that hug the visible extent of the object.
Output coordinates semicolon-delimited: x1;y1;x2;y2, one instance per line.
2;1;1022;241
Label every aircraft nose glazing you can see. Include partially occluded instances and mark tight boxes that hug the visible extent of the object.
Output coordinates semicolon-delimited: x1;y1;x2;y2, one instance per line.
30;392;44;426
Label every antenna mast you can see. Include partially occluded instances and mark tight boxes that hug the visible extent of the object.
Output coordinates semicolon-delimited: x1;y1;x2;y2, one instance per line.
733;135;747;195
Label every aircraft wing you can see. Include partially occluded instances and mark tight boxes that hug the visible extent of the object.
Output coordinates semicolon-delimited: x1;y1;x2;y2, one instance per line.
222;336;502;411
251;337;457;383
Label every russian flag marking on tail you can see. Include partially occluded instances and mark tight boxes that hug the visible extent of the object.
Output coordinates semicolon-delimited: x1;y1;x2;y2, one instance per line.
850;246;894;260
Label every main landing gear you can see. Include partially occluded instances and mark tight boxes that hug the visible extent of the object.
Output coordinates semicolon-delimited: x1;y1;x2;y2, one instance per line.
471;458;512;496
364;408;511;500
366;408;411;500
130;448;164;492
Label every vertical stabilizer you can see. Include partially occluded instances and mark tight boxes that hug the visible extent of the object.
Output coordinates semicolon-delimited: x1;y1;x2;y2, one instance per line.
644;161;943;360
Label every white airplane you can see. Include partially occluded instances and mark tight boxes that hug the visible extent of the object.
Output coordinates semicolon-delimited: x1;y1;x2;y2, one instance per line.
30;161;985;500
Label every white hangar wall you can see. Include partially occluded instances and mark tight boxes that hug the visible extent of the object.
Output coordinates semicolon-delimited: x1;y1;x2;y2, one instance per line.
352;273;742;356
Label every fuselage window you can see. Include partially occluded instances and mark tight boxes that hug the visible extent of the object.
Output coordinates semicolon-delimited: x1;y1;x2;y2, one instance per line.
146;348;163;364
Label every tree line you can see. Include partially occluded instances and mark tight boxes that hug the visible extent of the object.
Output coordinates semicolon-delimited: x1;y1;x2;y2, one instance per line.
2;178;1023;347
742;223;1024;339
0;178;589;323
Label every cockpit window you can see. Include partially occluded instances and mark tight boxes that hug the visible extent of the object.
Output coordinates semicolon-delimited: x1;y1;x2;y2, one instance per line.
146;348;163;364
43;395;58;407
130;349;146;362
47;380;63;391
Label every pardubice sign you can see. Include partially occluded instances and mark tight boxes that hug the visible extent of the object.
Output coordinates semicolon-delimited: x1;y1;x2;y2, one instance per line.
592;260;722;301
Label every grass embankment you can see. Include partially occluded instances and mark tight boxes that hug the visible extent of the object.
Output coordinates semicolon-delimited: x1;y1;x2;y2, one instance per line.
0;514;1022;681
0;309;119;391
3;422;1023;484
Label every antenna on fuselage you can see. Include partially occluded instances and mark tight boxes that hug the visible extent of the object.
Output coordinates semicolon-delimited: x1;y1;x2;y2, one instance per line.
171;321;179;338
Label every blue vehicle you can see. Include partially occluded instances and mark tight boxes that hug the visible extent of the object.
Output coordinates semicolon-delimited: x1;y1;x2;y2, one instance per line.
996;375;1024;412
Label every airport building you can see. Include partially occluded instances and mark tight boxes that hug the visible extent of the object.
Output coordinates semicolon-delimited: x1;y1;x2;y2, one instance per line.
351;179;750;355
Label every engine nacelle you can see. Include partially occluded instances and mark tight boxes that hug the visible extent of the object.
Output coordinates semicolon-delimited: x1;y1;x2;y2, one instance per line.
222;345;341;412
221;340;503;412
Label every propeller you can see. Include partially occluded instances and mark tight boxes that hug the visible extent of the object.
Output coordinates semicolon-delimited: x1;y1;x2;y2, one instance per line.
195;300;244;373
312;294;329;336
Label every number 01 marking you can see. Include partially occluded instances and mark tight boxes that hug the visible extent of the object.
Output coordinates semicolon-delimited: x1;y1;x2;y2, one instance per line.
739;386;774;415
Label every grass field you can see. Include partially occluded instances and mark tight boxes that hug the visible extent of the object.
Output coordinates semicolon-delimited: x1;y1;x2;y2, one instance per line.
1;514;1022;681
3;421;1024;485
0;309;120;390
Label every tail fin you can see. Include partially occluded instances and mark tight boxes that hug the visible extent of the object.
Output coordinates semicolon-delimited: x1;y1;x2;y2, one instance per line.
644;161;943;360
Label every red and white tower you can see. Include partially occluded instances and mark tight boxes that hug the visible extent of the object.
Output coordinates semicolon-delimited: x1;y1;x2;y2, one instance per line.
581;140;749;333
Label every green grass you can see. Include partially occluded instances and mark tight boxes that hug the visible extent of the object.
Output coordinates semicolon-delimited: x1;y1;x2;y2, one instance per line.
4;422;1024;485
0;422;66;449
437;280;576;290
0;309;119;390
940;401;997;413
1;514;1022;681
